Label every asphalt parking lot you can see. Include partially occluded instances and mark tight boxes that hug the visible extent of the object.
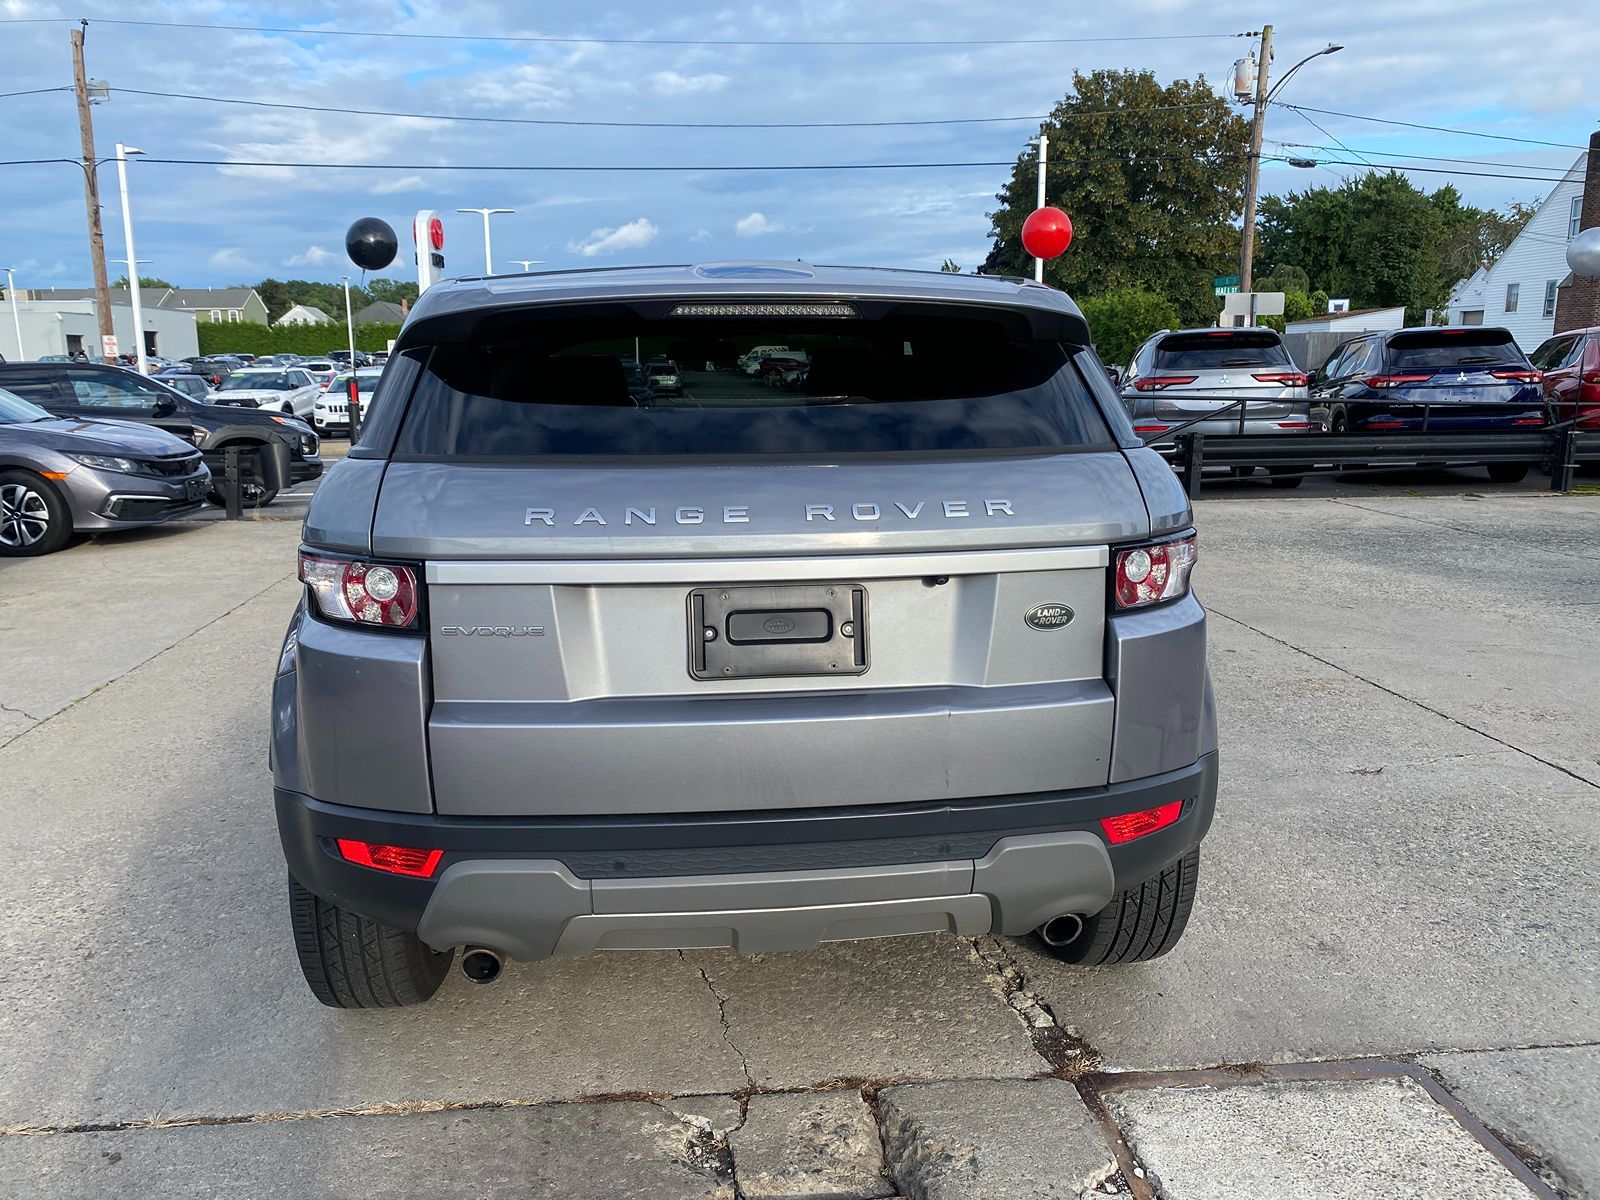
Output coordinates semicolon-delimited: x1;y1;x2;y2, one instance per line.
1;481;1596;1199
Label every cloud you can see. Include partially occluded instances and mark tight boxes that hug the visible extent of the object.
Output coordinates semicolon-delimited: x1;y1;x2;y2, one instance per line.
690;228;713;243
735;212;785;238
570;217;659;257
650;71;729;96
207;247;252;270
285;245;336;267
373;175;426;195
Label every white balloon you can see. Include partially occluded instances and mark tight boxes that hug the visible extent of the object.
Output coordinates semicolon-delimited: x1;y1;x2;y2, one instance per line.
1568;226;1600;277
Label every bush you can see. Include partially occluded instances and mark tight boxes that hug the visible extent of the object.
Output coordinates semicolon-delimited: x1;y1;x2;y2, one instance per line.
198;322;402;357
1078;287;1181;368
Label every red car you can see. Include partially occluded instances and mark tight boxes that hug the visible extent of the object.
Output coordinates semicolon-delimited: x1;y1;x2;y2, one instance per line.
1529;326;1600;430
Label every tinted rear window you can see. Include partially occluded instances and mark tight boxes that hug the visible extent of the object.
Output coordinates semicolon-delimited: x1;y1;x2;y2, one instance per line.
394;312;1111;458
1386;330;1525;369
1154;332;1289;370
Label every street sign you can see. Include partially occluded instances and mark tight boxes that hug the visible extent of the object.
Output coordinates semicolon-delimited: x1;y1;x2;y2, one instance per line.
100;334;118;357
1213;274;1242;296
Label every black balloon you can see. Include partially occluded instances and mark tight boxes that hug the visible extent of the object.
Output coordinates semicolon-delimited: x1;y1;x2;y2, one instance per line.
345;218;398;270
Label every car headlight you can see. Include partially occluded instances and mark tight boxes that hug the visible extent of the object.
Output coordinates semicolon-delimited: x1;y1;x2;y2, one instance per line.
71;453;140;474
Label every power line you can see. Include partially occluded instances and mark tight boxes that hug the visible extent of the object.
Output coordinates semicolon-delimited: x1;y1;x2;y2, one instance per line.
0;86;71;100
1267;139;1576;174
1276;157;1576;183
6;16;1244;48
1271;101;1589;151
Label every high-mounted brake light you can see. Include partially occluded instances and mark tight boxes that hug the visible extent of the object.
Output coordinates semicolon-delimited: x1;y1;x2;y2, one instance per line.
1133;375;1199;392
1367;374;1431;388
667;301;859;319
299;551;421;629
1101;800;1184;844
336;840;444;878
1113;532;1197;611
1252;372;1308;386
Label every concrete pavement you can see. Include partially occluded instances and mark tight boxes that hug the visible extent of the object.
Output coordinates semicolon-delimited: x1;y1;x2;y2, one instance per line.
0;490;1595;1198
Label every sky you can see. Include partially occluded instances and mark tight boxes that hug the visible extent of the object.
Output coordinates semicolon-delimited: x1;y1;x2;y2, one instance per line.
1;0;1595;292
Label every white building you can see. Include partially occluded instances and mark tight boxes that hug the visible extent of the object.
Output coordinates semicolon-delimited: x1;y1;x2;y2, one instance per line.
0;297;199;362
1284;306;1407;335
1447;152;1588;349
275;304;334;326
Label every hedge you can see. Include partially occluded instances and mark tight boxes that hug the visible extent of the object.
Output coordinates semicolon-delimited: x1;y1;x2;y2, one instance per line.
197;322;402;357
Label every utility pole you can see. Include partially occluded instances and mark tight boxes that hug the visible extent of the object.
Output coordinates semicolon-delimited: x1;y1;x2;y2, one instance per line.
70;22;115;364
1238;23;1273;295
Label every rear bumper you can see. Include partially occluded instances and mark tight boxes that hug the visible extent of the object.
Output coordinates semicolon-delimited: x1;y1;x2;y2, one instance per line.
276;751;1217;960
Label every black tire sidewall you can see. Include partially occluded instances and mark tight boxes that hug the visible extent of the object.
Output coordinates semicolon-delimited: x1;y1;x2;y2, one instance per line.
0;469;73;557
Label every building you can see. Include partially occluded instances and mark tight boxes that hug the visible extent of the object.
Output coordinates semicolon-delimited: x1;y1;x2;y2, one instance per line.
0;297;199;362
353;300;406;325
1553;130;1600;335
20;286;269;326
275;304;334;326
1284;306;1407;335
1447;143;1591;348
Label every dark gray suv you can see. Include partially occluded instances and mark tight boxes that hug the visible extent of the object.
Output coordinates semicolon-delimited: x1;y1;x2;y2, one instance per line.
272;263;1218;1007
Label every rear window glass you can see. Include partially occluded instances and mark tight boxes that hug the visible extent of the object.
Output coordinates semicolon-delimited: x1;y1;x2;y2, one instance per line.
1386;330;1525;369
1154;332;1289;370
394;313;1112;458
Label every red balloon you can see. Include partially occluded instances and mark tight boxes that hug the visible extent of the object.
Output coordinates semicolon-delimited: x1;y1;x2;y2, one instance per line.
1021;207;1073;260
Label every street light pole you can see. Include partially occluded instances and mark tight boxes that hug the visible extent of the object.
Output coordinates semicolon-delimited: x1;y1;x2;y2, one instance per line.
4;269;23;361
457;208;514;276
1032;131;1048;283
113;143;149;374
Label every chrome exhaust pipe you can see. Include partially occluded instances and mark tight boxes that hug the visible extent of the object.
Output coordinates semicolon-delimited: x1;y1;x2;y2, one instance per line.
1036;913;1085;948
460;946;505;984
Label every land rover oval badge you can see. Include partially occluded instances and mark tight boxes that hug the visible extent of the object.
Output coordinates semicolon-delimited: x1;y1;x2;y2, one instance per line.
1025;603;1075;631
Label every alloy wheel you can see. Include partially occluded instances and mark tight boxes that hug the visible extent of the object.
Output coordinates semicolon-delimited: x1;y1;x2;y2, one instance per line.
0;483;51;548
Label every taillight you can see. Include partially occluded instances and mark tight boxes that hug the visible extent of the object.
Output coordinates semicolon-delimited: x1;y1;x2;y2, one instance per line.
1132;375;1199;392
1490;370;1542;383
1101;800;1184;844
299;551;421;630
1367;374;1431;388
1366;420;1406;429
1511;417;1544;426
1133;423;1171;434
336;840;444;878
1113;532;1197;611
1276;421;1311;429
1251;372;1308;386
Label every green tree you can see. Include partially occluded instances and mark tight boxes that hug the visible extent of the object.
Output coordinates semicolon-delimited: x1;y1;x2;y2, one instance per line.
982;69;1249;325
111;275;174;289
1078;287;1180;367
939;259;962;273
365;277;419;307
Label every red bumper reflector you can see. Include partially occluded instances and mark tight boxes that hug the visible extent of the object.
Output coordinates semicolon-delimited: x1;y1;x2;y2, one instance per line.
1100;800;1184;845
336;839;444;878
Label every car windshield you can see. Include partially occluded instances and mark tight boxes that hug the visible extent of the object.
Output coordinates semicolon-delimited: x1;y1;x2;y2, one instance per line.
1386;330;1525;369
394;310;1113;459
0;387;53;423
219;372;290;391
1154;332;1290;370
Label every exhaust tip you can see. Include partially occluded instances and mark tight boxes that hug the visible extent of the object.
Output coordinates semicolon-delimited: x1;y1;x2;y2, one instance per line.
1037;913;1085;948
460;946;505;984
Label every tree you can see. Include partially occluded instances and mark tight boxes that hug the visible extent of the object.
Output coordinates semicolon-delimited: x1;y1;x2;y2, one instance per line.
365;277;419;307
111;275;174;289
982;69;1250;325
939;259;962;273
1078;287;1180;367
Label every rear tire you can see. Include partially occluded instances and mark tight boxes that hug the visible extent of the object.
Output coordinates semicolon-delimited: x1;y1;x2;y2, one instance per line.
287;873;454;1008
1268;466;1305;489
1037;847;1199;966
0;470;73;557
1487;462;1530;484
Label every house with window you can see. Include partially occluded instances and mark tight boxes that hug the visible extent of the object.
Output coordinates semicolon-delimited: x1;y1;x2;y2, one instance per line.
1447;149;1590;349
275;304;334;326
18;286;269;326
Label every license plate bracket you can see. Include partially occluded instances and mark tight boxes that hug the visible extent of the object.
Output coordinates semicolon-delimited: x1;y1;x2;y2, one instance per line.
689;584;868;680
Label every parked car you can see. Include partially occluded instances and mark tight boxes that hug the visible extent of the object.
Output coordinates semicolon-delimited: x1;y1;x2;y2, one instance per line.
0;361;321;507
1528;326;1600;431
758;354;808;386
645;358;683;396
152;372;214;402
181;357;236;388
299;360;339;389
211;367;322;418
1311;327;1545;482
0;386;210;556
314;368;383;434
1120;328;1312;487
263;353;304;367
738;344;804;375
327;350;373;368
620;358;656;404
273;262;1216;1007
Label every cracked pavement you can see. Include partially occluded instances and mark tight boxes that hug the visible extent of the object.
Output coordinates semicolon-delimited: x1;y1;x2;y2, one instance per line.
0;490;1596;1198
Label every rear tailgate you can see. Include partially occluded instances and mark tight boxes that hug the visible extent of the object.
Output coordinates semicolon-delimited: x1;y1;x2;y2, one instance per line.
377;454;1144;815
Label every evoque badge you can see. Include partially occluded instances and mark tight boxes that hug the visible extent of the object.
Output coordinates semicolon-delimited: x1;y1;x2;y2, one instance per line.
1025;604;1075;631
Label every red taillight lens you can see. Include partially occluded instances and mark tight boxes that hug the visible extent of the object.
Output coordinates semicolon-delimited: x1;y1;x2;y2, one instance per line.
1133;375;1199;392
1133;423;1171;434
1512;417;1545;426
1366;420;1406;429
336;839;444;877
1251;372;1308;386
1113;533;1197;611
1367;374;1431;388
1100;800;1184;844
1490;370;1542;383
299;552;421;629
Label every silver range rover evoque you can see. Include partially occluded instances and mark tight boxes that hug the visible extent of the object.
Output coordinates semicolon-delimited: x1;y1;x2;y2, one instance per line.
271;262;1218;1007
